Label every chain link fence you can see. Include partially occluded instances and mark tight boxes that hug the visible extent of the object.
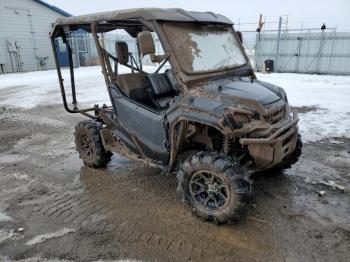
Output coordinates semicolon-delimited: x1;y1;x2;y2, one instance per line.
65;32;163;68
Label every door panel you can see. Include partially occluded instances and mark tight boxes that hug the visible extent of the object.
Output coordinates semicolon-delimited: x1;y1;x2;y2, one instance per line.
113;93;169;164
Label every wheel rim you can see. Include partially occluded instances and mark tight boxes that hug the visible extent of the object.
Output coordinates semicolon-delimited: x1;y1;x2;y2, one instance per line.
80;134;95;160
189;170;230;210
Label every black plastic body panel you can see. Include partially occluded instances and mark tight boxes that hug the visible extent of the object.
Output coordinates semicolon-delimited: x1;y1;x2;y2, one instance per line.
110;86;169;164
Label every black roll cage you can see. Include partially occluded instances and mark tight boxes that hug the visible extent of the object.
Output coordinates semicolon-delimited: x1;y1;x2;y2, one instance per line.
50;19;164;118
50;18;252;119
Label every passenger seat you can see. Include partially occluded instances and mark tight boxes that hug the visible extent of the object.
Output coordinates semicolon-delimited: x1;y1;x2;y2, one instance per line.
147;73;176;109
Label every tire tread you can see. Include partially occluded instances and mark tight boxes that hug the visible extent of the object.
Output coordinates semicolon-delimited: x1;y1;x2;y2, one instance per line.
177;151;251;224
74;120;112;168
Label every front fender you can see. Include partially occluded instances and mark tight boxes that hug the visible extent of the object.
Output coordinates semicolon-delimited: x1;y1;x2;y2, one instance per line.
166;108;225;172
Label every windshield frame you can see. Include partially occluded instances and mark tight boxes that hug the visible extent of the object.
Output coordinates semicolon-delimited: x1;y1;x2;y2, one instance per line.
161;22;249;76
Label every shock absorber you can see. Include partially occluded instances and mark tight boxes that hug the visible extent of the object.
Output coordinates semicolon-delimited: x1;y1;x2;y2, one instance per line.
222;135;232;155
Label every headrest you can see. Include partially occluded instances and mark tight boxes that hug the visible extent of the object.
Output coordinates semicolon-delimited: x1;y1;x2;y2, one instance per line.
115;42;129;65
137;31;155;58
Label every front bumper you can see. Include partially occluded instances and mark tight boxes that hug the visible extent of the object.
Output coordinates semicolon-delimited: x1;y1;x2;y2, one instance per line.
240;112;299;169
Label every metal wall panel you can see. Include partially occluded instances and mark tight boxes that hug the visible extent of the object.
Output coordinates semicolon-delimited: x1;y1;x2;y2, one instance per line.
250;30;350;75
0;0;66;73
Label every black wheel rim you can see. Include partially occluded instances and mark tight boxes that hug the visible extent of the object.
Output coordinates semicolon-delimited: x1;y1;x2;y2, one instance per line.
80;134;95;160
189;170;230;210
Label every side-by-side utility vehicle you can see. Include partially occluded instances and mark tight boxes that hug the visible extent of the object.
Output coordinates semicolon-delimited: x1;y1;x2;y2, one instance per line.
50;8;302;223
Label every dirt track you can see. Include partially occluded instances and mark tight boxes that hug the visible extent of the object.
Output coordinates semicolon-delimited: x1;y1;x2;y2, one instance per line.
0;104;349;262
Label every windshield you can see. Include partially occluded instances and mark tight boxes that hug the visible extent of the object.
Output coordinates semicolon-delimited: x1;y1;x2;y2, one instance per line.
163;23;247;74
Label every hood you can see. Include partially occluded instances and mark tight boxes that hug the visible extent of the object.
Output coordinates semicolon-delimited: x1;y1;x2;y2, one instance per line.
203;77;281;106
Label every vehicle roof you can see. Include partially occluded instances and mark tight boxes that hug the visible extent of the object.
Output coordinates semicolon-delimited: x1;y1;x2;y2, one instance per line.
53;8;232;27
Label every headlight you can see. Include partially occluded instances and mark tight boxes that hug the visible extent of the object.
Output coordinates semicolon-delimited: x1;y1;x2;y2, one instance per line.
234;113;250;124
223;107;253;129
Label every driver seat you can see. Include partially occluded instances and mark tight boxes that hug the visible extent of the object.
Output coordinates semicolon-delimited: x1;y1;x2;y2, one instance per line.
137;31;175;109
114;42;151;105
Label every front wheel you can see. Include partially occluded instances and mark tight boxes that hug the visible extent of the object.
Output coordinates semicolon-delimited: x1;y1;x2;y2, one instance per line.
177;152;251;224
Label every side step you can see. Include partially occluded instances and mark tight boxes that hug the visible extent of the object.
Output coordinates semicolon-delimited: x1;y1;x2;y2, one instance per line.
100;129;165;169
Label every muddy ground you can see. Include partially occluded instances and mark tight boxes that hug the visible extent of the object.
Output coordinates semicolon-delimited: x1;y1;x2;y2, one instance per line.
0;104;349;262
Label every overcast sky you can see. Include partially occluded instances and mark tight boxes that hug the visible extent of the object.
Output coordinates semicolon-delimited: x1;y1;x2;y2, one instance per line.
46;0;350;31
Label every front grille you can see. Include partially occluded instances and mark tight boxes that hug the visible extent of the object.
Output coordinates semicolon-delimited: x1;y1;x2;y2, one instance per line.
264;105;286;124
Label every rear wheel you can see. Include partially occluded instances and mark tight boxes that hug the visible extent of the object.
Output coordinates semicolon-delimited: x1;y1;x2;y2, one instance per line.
177;151;251;224
74;120;112;167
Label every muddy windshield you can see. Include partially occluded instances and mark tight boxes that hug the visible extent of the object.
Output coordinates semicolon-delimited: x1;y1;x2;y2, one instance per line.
163;23;247;74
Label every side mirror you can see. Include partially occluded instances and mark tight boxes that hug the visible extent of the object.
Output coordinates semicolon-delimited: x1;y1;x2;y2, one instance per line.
137;31;166;63
137;31;155;58
236;31;243;44
115;42;129;65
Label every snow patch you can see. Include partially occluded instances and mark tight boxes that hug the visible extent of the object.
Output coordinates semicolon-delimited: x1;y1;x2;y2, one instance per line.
0;154;30;164
0;211;12;222
0;229;14;244
26;228;76;246
1;68;349;143
0;229;23;244
12;172;29;180
94;259;142;262
257;73;350;142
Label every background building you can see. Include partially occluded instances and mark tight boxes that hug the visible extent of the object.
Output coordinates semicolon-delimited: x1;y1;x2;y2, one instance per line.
0;0;71;73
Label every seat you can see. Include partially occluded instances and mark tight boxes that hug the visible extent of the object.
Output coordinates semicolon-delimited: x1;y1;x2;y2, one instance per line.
147;73;176;109
147;73;174;96
115;73;152;105
114;41;152;105
113;39;174;109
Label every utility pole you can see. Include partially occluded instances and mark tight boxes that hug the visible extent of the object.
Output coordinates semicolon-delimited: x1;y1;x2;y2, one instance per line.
274;16;282;72
316;27;326;74
256;14;265;71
